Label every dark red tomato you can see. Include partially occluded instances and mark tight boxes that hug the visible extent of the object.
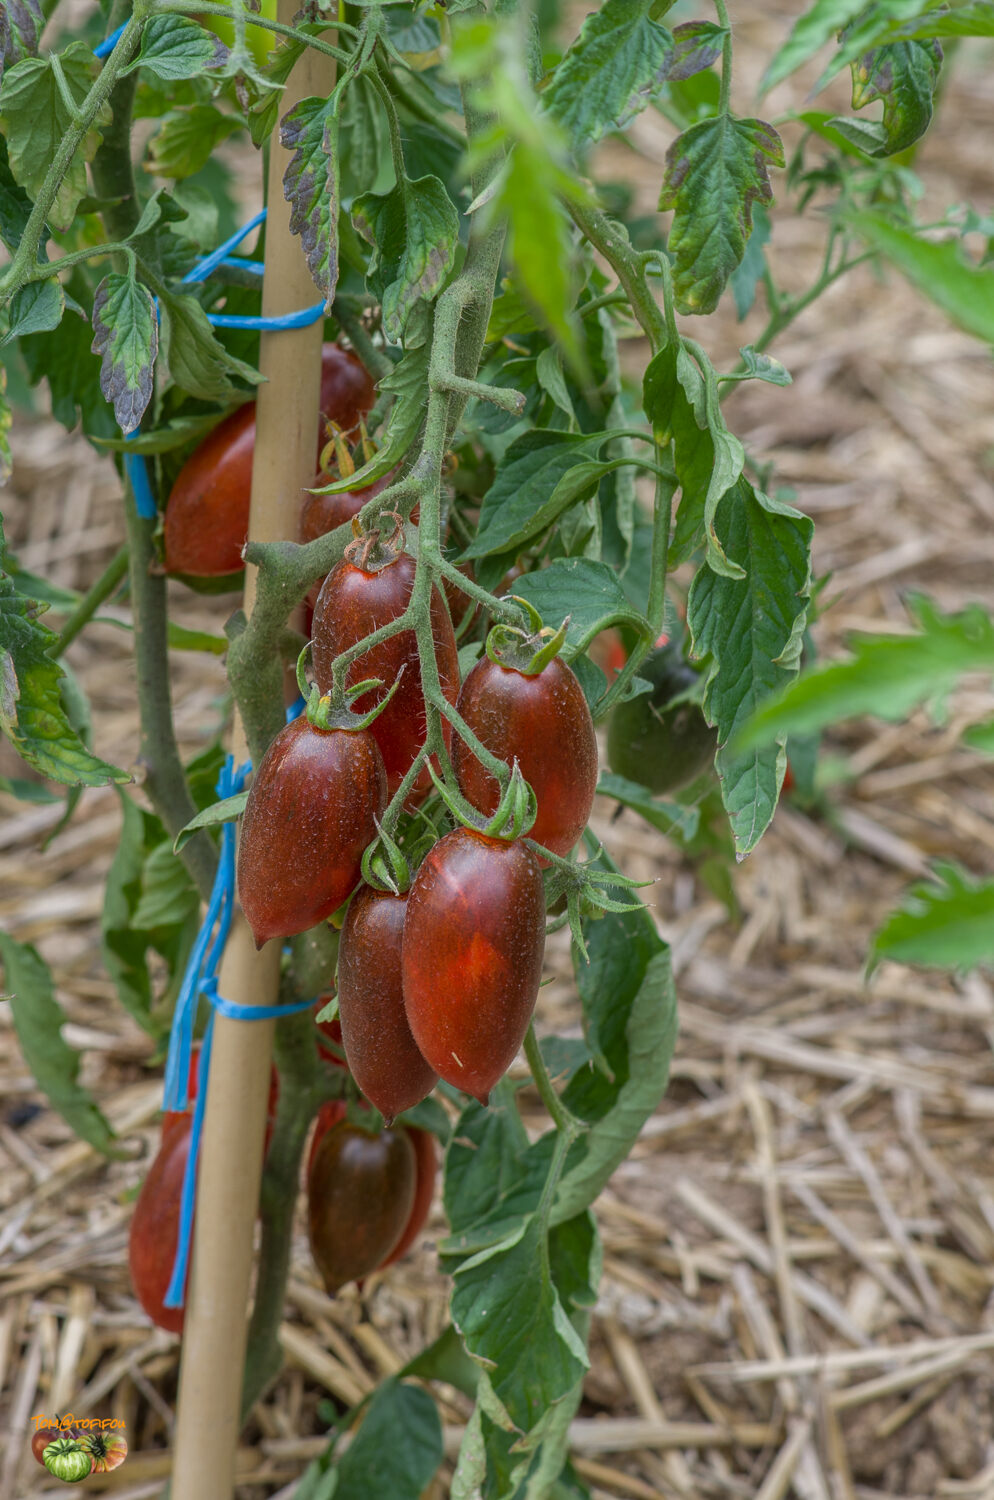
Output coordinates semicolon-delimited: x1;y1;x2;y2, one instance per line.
129;1115;192;1333
311;551;459;803
237;715;386;947
164;345;375;577
307;1120;416;1293
32;1426;78;1466
452;656;598;860
402;828;546;1104
380;1126;436;1267
338;886;437;1121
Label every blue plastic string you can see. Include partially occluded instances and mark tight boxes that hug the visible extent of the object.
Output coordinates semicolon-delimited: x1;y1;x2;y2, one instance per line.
94;22;126;58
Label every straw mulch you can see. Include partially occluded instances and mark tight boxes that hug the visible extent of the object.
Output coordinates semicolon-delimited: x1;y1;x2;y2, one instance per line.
3;8;994;1496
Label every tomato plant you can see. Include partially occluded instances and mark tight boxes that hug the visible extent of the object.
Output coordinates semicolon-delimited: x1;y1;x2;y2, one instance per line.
1;0;985;1493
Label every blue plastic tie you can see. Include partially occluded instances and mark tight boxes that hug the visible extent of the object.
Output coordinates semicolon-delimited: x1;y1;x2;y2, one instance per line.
94;22;126;59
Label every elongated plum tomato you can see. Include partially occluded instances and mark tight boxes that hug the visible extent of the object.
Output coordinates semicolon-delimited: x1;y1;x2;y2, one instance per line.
307;1120;416;1293
338;886;437;1121
307;1105;436;1268
311;550;459;802
164;344;376;577
402;828;546;1104
453;655;597;860
237;715;386;947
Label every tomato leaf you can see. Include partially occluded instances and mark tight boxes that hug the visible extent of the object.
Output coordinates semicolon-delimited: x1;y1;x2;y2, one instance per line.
829;37;942;157
644;339;744;574
552;894;676;1223
0;42;111;230
2;278;64;343
133;840;200;930
730;202;771;319
146;104;243;180
124;13;228;81
91;271;158;433
0;932;119;1155
353;173;459;344
102;790;161;1035
0;134;34;254
542;0;675;151
597;772;700;840
658;113;784;315
463;431;612;559
174;790;248;852
687;478;812;855
158;286;263;403
844;211;994;345
0;523;128;786
738;595;994;747
761;0;869;92
870;863;994;973
281;93;341;311
312;342;425;496
20;272;119;442
510;557;652;660
670;20;727;80
721;345;792;387
451;1214;589;1432
298;1377;443;1500
0;0;43;83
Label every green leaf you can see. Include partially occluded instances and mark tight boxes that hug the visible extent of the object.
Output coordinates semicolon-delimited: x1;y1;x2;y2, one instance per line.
312;343;423;497
91;272;158;433
964;719;994;756
552;894;676;1222
353;173;459;343
761;0;869;92
463;431;612;559
670;20;727;79
510;558;652;661
897;3;994;40
96;409;241;456
0;134;33;254
871;863;994;973
596;772;700;840
158;286;263;403
125;14;228;80
146;104;243;180
659;113;784;315
0;42;112;230
722;345;792;386
102;790;161;1035
543;0;675;151
0;932;119;1154
738;596;994;747
444;1089;533;1247
687;479;812;854
830;37;942;157
0;522;128;786
330;1379;443;1500
451;1214;589;1432
0;0;43;82
20;272;119;442
2;278;64;343
819;0;946;81
846;210;994;344
133;839;200;931
166;621;228;654
174;790;247;852
281;93;341;311
644;340;744;573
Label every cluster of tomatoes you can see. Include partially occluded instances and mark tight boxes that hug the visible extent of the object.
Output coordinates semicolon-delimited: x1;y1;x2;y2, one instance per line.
31;1423;128;1480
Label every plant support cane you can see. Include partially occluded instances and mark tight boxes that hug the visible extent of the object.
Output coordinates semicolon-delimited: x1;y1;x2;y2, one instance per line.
169;11;333;1497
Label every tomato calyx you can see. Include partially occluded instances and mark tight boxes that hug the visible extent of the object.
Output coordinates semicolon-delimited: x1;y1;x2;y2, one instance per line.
360;821;412;895
485;596;569;677
296;642;405;735
428;755;537;842
342;511;407;575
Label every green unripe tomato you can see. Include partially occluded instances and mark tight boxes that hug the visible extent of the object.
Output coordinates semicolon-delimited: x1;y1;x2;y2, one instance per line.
199;0;276;67
43;1438;93;1483
607;645;717;795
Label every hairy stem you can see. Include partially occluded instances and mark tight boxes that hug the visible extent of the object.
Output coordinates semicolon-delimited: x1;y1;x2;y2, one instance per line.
715;0;732;114
567;203;667;353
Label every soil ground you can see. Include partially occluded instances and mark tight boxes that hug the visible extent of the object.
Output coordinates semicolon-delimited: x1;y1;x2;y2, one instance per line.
2;5;994;1497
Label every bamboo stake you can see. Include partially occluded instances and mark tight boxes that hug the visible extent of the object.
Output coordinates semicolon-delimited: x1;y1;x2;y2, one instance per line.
170;9;331;1496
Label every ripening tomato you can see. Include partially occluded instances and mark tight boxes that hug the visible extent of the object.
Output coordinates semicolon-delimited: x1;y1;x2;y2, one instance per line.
164;344;376;577
307;1119;416;1293
32;1426;71;1466
237;714;386;947
307;1099;348;1177
338;886;437;1121
80;1432;129;1474
453;655;597;860
402;829;546;1104
606;643;716;795
128;1114;191;1334
311;549;459;802
43;1438;92;1483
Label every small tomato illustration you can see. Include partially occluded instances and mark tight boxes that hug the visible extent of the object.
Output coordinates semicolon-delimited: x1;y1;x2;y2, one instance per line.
43;1437;93;1482
81;1430;129;1473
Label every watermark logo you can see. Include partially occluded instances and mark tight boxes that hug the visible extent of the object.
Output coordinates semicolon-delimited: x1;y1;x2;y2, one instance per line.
31;1416;128;1483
